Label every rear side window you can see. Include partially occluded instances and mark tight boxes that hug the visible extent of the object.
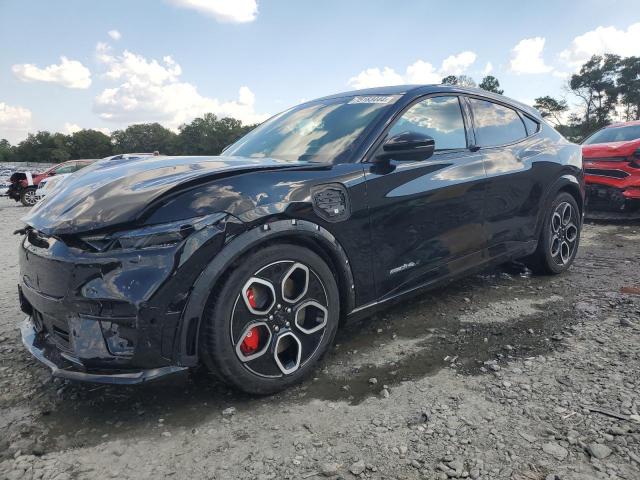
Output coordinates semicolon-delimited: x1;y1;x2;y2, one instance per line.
388;96;467;150
468;98;527;147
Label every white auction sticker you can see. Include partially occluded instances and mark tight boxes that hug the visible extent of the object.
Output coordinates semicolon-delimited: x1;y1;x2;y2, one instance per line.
348;96;395;105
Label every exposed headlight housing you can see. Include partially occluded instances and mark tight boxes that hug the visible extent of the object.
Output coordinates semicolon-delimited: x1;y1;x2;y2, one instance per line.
80;213;225;252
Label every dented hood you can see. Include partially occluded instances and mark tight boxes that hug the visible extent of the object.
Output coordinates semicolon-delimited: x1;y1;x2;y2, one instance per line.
23;155;309;235
582;139;640;158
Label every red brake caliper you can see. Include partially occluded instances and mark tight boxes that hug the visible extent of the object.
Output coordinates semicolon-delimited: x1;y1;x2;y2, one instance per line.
246;287;257;309
240;326;260;356
241;287;260;356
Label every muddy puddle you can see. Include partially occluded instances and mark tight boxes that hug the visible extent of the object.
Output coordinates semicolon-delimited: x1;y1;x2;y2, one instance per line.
34;263;576;454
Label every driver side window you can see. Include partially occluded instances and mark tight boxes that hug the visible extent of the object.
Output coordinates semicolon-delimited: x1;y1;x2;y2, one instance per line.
388;96;467;150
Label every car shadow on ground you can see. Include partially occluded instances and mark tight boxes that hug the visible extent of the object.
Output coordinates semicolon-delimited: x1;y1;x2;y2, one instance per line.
33;262;574;454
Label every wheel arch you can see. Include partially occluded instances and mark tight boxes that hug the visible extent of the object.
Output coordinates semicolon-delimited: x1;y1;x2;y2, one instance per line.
175;218;356;367
535;173;585;239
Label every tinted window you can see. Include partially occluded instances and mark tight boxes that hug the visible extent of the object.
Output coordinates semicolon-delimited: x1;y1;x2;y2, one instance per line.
469;98;527;147
522;116;539;135
582;124;640;144
388;96;466;150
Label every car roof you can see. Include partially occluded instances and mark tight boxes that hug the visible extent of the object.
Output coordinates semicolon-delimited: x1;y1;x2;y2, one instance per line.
604;120;640;128
314;84;542;119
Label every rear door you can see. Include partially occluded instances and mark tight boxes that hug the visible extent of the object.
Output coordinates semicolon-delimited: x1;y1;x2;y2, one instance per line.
364;94;488;301
465;96;542;256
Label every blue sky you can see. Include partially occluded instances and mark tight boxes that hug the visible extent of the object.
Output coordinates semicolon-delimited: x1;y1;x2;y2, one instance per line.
1;0;639;143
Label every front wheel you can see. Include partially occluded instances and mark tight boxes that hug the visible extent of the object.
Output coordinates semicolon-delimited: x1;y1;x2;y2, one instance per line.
20;187;38;207
200;244;340;394
525;192;581;274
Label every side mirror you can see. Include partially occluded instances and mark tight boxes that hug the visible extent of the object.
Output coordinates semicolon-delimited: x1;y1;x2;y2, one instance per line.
375;132;435;162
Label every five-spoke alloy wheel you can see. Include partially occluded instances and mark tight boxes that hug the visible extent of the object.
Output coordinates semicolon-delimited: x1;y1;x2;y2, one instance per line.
524;191;581;274
200;244;340;394
549;201;579;266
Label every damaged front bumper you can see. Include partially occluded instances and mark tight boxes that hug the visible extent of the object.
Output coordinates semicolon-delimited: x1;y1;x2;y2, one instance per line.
17;213;234;384
20;316;186;384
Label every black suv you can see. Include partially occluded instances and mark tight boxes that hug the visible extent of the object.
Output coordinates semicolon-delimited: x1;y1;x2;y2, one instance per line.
18;85;583;394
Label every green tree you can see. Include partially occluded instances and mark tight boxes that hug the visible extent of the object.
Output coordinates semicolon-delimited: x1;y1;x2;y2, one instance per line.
178;113;255;155
13;131;71;163
68;129;113;159
0;139;14;162
441;75;477;87
111;123;178;155
533;96;568;126
569;54;620;135
479;75;504;94
616;56;640;120
441;75;458;85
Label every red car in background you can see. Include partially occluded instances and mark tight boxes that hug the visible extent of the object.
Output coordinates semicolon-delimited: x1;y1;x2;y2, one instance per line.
7;159;94;206
582;120;640;219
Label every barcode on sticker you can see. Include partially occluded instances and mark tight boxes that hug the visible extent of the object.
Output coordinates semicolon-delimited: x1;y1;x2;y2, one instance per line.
348;96;394;104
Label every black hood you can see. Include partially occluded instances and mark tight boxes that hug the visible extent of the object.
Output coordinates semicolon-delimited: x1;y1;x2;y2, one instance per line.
23;155;309;235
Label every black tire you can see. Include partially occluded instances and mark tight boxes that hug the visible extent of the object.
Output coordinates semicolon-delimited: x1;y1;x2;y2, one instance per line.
200;243;340;395
525;192;581;274
20;187;37;207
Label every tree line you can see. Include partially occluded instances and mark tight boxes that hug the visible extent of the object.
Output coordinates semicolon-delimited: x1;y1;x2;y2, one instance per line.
0;114;256;163
2;55;639;163
534;55;640;142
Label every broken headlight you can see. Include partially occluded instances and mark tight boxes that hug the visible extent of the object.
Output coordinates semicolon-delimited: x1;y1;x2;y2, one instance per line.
80;213;226;252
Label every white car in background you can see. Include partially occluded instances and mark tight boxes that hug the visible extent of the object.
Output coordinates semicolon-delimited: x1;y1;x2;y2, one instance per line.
35;173;72;202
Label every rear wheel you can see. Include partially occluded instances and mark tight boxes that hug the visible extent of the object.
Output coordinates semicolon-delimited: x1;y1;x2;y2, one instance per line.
20;187;37;207
525;192;581;274
200;244;340;394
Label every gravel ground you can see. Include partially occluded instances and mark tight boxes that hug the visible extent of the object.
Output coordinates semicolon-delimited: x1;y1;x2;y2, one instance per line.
0;197;639;480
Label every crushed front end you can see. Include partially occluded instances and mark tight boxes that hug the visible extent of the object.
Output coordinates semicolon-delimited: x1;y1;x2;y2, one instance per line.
583;153;640;219
18;214;233;384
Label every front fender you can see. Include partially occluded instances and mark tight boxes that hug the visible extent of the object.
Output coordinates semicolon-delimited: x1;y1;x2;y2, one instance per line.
175;218;356;366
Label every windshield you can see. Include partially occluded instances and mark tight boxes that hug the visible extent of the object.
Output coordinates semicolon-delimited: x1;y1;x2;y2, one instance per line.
223;95;399;163
583;124;640;145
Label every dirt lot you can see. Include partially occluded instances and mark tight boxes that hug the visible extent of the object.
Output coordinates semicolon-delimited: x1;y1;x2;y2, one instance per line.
0;197;639;480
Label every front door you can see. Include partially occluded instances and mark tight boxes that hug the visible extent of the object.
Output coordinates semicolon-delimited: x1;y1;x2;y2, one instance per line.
364;95;488;301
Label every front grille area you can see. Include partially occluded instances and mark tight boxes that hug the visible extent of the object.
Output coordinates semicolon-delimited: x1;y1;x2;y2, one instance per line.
584;156;629;163
33;308;73;352
586;184;640;212
585;168;630;179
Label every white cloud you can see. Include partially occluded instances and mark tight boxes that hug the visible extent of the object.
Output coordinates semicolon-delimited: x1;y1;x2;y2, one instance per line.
93;46;268;128
167;0;257;23
64;122;82;134
12;56;92;89
0;102;32;143
64;123;111;135
560;22;640;69
509;37;553;74
440;51;477;76
108;29;122;41
482;62;493;75
348;52;477;89
405;60;440;84
348;67;405;90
